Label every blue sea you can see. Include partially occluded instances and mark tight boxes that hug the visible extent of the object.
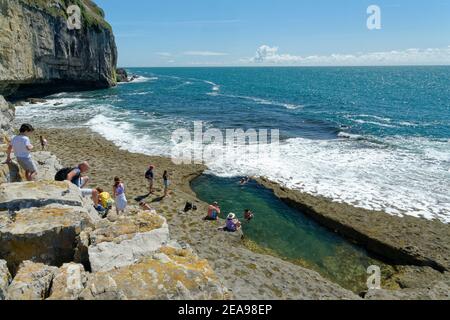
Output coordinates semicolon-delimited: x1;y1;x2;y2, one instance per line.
16;66;450;223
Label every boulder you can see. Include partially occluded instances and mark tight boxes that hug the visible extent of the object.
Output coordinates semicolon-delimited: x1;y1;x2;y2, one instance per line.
6;261;58;300
0;181;84;211
365;280;450;300
0;204;93;274
0;259;11;300
47;263;89;300
0;151;61;184
88;210;170;272
32;151;62;181
116;68;129;83
26;98;46;104
80;246;230;300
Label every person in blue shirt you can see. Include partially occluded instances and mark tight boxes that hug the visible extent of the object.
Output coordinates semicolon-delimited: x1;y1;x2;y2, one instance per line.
145;165;155;194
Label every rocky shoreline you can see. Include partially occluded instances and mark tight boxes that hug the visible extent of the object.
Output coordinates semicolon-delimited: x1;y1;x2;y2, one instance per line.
1;126;443;300
1;95;449;299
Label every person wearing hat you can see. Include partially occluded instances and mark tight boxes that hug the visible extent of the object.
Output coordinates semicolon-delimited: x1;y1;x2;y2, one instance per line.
205;201;221;220
145;165;155;194
225;213;242;232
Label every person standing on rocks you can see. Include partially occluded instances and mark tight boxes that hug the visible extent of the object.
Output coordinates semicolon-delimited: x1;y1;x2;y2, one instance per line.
145;165;155;194
6;123;38;181
162;170;170;198
63;162;103;213
113;176;128;215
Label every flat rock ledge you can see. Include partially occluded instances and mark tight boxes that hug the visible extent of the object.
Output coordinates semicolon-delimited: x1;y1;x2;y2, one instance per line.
0;179;229;300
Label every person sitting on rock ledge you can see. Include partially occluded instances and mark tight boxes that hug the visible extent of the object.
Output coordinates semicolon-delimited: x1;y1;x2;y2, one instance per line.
204;201;221;221
223;213;242;232
64;162;103;213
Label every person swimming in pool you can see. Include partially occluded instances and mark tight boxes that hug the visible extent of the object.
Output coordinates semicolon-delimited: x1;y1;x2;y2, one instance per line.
244;209;254;222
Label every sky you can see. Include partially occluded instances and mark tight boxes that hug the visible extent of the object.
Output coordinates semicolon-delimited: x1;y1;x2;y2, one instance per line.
94;0;450;67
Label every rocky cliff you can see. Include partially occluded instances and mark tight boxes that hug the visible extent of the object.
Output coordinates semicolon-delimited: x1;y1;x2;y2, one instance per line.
0;0;117;99
0;96;14;142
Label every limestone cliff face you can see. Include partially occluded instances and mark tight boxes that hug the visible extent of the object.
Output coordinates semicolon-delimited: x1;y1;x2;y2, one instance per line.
0;0;117;98
0;96;14;141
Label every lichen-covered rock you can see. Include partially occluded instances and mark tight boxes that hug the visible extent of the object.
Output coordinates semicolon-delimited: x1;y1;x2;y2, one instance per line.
33;152;62;181
88;210;170;272
0;204;93;274
0;259;11;300
0;0;117;98
47;263;89;300
6;261;58;300
365;280;450;300
0;180;84;211
80;246;230;300
0;151;61;184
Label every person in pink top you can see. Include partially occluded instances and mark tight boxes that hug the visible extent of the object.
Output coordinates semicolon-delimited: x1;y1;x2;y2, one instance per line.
205;201;221;221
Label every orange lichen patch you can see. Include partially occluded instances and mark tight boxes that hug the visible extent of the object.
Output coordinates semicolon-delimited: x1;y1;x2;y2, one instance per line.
22;181;69;190
12;207;80;229
92;211;165;244
99;247;225;300
159;246;217;278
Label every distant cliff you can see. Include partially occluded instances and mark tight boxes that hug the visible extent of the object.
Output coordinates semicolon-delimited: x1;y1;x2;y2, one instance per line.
0;0;117;99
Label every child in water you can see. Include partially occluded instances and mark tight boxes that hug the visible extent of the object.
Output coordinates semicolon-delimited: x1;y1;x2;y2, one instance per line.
113;177;128;215
244;209;254;222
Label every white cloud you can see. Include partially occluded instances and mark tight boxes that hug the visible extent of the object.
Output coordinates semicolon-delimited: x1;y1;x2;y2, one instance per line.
183;51;229;57
248;45;450;66
155;52;173;57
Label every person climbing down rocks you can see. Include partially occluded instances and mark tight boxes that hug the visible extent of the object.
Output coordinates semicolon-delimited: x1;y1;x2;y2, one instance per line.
6;123;38;181
55;161;104;214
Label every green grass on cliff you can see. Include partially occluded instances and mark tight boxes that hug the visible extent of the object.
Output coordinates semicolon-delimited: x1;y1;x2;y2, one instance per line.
20;0;112;32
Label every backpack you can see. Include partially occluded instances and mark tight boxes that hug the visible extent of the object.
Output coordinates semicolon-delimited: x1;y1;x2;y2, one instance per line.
183;202;193;212
55;167;75;182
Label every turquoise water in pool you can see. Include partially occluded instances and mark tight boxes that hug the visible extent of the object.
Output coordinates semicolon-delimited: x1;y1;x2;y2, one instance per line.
191;174;392;292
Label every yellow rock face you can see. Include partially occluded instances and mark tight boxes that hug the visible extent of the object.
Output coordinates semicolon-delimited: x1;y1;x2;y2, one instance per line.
81;246;230;300
90;210;165;245
0;204;92;274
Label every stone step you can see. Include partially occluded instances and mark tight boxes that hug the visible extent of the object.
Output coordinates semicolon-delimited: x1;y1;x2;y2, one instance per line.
0;181;84;211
